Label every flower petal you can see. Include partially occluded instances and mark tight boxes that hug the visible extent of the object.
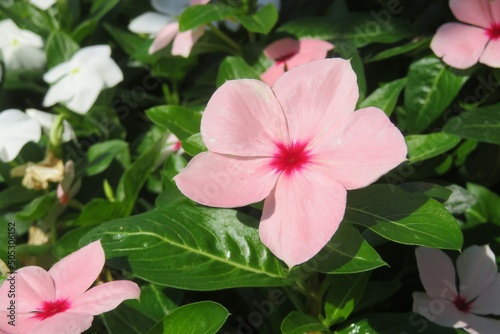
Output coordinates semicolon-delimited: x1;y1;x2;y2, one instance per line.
449;0;494;28
0;312;38;334
17;46;46;70
415;247;458;300
25;109;76;143
174;151;278;207
171;25;205;57
456;245;497;302
43;62;72;84
70;281;140;315
461;313;500;334
260;62;285;86
128;12;173;35
259;168;347;267
93;58;123;88
0;109;41;162
480;39;500;68
412;292;467;328
30;312;93;334
264;38;300;61
152;0;190;16
149;22;179;54
30;0;56;10
65;74;105;114
272;58;358;146
430;23;490;70
49;240;105;301
201;79;289;156
286;39;333;70
492;0;500;23
317;107;407;190
471;274;500;315
43;75;76;108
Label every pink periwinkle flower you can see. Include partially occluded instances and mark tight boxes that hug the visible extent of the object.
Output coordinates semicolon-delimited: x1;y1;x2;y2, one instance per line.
261;38;334;86
174;58;407;267
128;0;210;57
0;240;140;334
414;245;500;334
431;0;500;69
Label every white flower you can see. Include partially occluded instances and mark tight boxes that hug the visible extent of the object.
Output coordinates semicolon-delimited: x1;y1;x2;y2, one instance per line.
30;0;56;10
43;45;123;114
0;109;41;163
0;19;46;70
26;109;75;143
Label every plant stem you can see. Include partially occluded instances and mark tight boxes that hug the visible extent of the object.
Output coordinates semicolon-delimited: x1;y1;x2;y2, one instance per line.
207;23;242;54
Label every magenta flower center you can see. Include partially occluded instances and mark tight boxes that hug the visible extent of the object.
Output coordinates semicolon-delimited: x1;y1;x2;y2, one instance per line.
453;295;472;313
270;141;312;175
33;299;71;320
275;51;299;65
487;22;500;40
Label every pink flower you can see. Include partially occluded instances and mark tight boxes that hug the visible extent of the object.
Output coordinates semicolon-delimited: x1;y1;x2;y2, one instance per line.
430;0;500;69
0;240;140;334
413;245;500;334
128;0;209;57
174;59;407;267
261;38;333;86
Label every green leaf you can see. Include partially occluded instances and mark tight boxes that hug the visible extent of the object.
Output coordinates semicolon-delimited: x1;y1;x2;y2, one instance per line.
406;133;461;163
235;3;278;34
86;140;130;176
89;0;120;21
216;56;261;87
81;206;292;290
15;191;56;221
400;56;468;133
335;44;366;99
0;186;42;210
181;133;207;156
364;38;431;63
280;311;330;334
398;182;453;203
359;78;407;116
53;226;97;258
74;199;126;226
337;313;463;333
345;184;463;250
156;154;189;208
45;31;80;68
305;224;386;274
104;23;145;56
71;19;97;43
443;104;500;145
355;281;402;312
146;106;201;140
135;285;178;321
324;272;370;326
466;183;500;225
179;4;239;31
147;301;229;334
103;302;157;334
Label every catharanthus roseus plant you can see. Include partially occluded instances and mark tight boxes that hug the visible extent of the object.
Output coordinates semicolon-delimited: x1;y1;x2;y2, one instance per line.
175;58;407;267
0;240;139;334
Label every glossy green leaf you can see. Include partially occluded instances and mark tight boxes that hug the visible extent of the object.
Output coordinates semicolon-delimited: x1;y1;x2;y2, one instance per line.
135;285;178;321
74;199;126;226
216;56;261;87
147;301;229;334
443;105;500;145
45;31;80;68
81;206;292;290
398;182;453;203
179;4;239;31
146;106;201;140
86;140;130;176
103;302;157;334
181;133;207;156
355;281;402;312
15;191;56;221
466;183;500;225
324;272;370;326
406;133;461;163
236;4;278;34
365;38;431;63
359;78;407;116
54;226;97;258
345;184;463;250
400;56;468;133
305;224;386;274
156;154;190;208
281;311;330;334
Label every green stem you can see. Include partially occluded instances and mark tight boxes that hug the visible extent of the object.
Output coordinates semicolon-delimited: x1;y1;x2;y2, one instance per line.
307;272;323;318
248;31;256;43
207;23;242;54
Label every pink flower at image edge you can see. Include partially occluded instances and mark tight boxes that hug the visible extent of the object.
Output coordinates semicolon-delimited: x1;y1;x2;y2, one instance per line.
261;38;334;86
174;58;407;268
430;0;500;69
0;240;140;334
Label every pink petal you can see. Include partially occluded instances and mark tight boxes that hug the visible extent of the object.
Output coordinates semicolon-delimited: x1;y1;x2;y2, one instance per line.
30;312;93;334
70;281;140;315
49;240;104;301
174;151;278;207
456;245;497;302
201;79;289;156
149;22;179;54
316;107;407;190
260;62;286;86
286;39;334;70
10;267;55;313
264;38;300;61
471;274;500;315
272;58;358;147
171;25;205;57
492;1;500;23
430;23;490;70
0;312;39;333
480;39;500;68
259;169;347;267
415;247;458;300
412;292;467;328
191;0;210;5
461;313;500;334
449;0;494;28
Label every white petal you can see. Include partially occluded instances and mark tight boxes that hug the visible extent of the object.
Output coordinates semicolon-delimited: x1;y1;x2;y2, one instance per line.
415;247;458;300
43;61;72;83
152;0;191;16
457;245;497;302
30;0;57;10
25;109;76;143
17;46;46;69
0;109;41;162
43;75;76;108
93;58;123;88
65;74;105;114
412;292;468;329
71;45;111;68
471;274;500;315
258;0;281;11
128;12;173;35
